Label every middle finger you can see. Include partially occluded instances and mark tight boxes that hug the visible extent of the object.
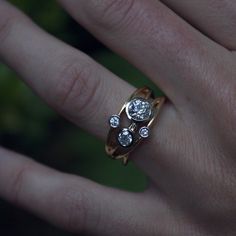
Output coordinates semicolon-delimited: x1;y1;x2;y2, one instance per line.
59;0;229;109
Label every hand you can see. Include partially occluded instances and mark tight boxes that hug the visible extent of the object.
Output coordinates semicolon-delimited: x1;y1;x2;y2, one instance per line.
0;0;235;235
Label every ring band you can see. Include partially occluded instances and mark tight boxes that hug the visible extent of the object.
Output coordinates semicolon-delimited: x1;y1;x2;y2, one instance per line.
105;87;165;165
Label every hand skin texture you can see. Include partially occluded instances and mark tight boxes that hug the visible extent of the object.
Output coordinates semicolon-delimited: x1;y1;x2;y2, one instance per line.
0;0;236;235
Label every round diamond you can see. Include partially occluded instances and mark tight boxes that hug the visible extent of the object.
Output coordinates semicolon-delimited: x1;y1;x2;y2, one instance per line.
126;98;152;121
118;128;133;147
139;127;150;138
109;115;120;128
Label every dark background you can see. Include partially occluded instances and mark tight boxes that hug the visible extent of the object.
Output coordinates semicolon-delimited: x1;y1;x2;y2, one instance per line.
0;1;161;235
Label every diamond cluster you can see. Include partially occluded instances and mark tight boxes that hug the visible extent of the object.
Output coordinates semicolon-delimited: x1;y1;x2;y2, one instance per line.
109;98;152;148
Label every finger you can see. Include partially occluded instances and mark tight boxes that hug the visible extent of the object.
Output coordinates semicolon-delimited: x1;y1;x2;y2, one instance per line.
0;0;134;140
0;148;207;235
58;0;229;108
161;0;236;50
0;0;181;183
0;147;158;235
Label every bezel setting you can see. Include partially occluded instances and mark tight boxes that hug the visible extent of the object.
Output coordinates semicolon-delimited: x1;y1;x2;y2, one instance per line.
125;98;152;122
109;115;120;128
139;127;150;138
118;128;133;147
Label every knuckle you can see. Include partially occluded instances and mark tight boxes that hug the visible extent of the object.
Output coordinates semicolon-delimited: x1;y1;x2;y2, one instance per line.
56;184;88;233
89;0;137;31
0;9;16;42
11;161;33;206
0;2;26;43
54;56;102;121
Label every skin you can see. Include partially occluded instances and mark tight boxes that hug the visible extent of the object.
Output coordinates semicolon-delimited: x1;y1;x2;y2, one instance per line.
0;0;236;235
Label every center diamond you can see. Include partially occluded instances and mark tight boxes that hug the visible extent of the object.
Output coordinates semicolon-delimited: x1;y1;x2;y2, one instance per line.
126;98;152;121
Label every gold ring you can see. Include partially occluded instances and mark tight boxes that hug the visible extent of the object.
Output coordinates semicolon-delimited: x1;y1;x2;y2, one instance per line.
105;87;165;165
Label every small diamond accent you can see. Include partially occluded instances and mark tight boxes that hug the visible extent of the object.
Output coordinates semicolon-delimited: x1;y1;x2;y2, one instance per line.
109;115;120;128
118;128;133;147
126;98;152;121
139;127;149;138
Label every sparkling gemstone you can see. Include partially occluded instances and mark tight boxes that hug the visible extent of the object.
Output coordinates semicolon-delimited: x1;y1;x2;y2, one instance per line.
139;127;150;138
118;128;133;147
109;115;120;128
126;98;152;121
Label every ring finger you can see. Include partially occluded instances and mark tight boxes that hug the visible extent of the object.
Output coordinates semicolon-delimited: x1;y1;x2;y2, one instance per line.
0;0;179;174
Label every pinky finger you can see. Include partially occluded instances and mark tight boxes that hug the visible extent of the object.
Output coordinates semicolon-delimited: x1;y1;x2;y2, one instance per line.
0;148;155;235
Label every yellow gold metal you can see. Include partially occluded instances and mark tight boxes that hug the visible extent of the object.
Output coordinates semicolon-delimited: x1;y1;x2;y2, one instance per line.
105;87;165;165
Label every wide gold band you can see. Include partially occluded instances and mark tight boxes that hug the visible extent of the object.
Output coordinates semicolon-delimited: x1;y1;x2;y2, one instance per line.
105;87;165;165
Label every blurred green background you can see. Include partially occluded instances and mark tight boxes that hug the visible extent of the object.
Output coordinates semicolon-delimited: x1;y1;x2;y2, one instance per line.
0;1;162;235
